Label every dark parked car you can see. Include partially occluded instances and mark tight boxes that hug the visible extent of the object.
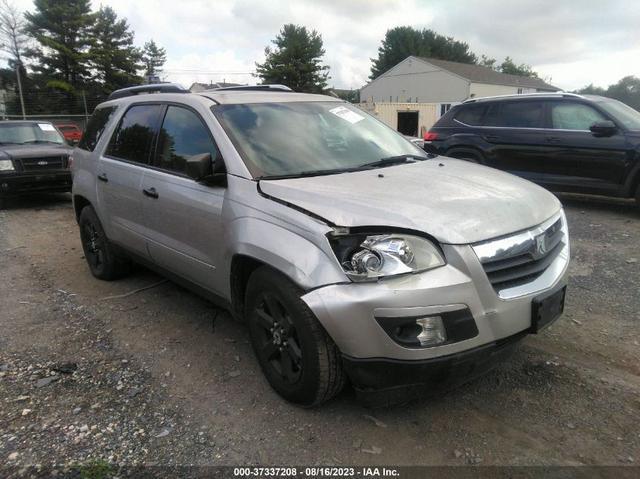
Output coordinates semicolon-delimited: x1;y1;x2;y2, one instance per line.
424;93;640;206
0;120;73;208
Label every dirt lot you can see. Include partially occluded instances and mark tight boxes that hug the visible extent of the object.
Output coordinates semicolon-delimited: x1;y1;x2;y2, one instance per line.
1;193;639;472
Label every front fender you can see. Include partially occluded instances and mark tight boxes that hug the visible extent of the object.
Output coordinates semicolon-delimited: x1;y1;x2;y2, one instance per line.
228;217;348;290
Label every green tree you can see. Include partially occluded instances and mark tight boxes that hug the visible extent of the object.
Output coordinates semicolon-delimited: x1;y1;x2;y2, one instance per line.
141;39;166;79
255;24;329;93
89;6;142;95
369;26;477;80
478;54;497;70
499;56;538;78
574;83;607;96
25;0;94;90
604;76;640;111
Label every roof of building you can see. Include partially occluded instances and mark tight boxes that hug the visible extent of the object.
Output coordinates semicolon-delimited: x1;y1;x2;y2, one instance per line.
416;57;559;91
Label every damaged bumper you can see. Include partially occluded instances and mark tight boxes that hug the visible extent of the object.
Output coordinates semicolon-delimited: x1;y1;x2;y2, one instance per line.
302;235;569;392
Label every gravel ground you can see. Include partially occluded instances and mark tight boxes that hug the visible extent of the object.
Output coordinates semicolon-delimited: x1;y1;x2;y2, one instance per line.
0;192;639;476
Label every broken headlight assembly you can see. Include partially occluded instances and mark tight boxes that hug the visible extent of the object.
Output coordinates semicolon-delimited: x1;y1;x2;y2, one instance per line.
330;231;445;281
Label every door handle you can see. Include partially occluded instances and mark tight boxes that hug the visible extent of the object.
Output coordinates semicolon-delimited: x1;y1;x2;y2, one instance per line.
142;187;159;199
97;173;108;182
546;136;561;143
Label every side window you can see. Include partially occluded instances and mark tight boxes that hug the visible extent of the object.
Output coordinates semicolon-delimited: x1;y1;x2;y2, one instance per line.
106;104;163;164
484;101;545;128
551;102;607;130
155;106;218;175
78;106;117;151
455;104;486;126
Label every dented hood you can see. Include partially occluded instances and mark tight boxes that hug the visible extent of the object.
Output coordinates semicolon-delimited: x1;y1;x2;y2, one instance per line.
259;158;561;244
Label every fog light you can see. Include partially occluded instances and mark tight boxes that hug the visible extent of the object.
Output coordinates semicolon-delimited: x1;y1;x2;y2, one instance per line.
415;316;447;346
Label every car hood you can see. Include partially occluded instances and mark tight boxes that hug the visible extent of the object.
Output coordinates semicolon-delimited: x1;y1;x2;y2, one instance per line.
0;144;72;159
259;158;562;244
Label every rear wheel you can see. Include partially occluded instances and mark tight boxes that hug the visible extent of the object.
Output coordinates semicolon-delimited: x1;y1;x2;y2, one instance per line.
245;267;345;406
79;205;130;280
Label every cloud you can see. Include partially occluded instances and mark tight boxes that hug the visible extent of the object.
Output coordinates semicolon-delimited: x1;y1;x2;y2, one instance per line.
8;0;640;91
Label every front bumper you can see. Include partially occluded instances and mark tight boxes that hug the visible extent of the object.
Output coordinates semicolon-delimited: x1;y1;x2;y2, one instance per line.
302;215;569;389
0;171;72;197
343;329;527;394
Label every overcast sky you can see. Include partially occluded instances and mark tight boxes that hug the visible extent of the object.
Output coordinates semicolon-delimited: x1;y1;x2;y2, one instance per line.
10;0;640;91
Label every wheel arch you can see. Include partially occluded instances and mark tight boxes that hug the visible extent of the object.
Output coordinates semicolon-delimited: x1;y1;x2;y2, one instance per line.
444;146;485;163
72;194;92;223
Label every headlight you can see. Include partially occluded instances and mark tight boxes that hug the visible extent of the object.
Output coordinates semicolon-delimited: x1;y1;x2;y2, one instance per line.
330;232;445;281
0;159;14;171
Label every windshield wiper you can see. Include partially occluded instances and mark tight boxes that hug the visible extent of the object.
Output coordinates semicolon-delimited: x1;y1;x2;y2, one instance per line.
21;140;60;144
355;154;428;171
258;167;359;180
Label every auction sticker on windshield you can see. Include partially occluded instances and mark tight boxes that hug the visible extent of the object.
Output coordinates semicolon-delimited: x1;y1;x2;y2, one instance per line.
38;123;56;131
329;106;364;124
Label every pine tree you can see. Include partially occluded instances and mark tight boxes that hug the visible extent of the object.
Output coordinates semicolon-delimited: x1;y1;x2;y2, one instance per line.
25;0;94;90
89;6;142;95
141;39;166;79
255;24;329;93
369;27;477;80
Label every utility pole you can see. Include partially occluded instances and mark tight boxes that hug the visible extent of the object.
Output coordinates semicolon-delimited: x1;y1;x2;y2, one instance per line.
82;90;89;123
15;61;25;119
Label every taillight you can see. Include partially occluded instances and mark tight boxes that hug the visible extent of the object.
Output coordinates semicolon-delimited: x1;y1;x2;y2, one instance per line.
423;132;439;141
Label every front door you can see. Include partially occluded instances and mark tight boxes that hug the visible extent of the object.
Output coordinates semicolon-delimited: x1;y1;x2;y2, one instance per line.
541;101;629;193
96;103;164;258
140;105;226;295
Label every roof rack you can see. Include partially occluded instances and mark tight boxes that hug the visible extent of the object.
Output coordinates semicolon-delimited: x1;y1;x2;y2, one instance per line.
211;84;293;92
463;92;584;103
107;83;189;100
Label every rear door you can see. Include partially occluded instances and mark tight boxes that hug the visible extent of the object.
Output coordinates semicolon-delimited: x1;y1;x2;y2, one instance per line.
97;103;163;258
140;104;226;294
480;100;551;179
542;101;629;193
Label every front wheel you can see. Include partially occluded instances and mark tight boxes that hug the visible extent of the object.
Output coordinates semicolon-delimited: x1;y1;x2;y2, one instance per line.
245;267;345;406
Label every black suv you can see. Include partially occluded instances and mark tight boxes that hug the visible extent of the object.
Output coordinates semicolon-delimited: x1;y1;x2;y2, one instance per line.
424;93;640;206
0;121;73;208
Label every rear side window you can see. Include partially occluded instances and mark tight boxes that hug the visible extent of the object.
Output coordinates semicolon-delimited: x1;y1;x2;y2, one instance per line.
454;104;486;126
484;101;545;128
106;104;163;164
78;107;116;151
551;102;607;130
155;106;219;175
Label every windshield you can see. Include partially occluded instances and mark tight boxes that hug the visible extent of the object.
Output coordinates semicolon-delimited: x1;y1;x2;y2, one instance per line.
0;122;65;145
597;99;640;130
213;101;426;178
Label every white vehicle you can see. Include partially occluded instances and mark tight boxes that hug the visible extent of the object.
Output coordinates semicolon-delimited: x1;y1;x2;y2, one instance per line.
72;84;569;406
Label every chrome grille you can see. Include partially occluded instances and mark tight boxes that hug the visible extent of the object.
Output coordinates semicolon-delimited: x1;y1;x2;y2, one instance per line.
472;213;568;298
20;156;67;172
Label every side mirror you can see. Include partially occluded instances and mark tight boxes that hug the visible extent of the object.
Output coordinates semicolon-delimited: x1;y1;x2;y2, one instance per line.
589;120;617;137
185;152;227;186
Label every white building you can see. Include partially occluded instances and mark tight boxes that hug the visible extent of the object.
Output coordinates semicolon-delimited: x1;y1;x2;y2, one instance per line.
359;56;559;136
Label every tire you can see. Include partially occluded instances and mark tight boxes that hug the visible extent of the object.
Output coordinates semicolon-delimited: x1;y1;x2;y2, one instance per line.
245;267;345;406
78;205;130;280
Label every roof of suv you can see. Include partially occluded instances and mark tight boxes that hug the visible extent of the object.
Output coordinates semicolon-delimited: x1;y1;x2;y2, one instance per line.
462;92;610;104
199;90;341;104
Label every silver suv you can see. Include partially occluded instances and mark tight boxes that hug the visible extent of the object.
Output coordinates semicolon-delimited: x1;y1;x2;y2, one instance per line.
71;84;570;406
